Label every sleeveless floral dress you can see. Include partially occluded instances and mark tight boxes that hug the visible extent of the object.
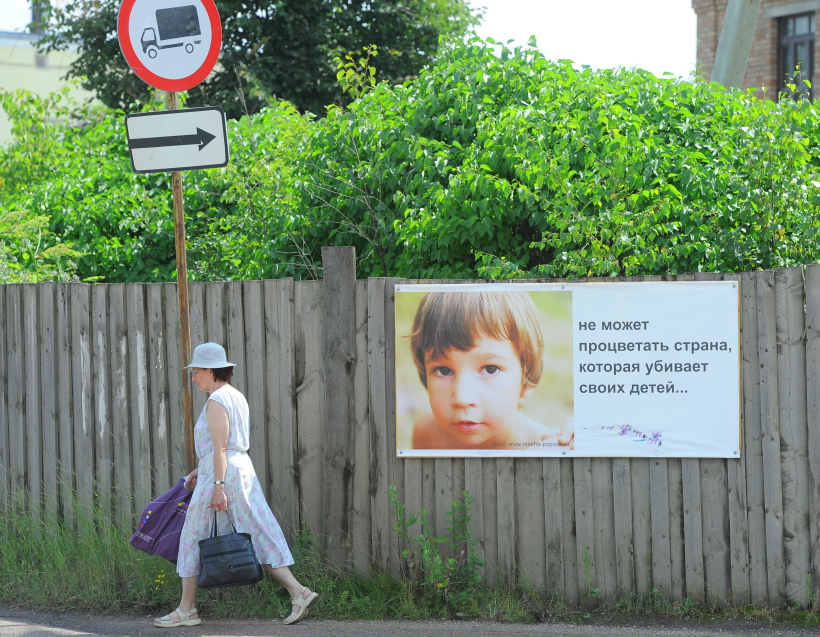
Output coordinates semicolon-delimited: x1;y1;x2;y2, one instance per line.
176;384;294;577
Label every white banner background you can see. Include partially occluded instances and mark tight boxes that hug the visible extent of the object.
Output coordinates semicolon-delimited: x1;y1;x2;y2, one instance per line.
395;281;740;458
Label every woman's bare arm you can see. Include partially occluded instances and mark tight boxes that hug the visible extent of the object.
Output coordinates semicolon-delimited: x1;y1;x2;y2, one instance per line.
207;399;230;511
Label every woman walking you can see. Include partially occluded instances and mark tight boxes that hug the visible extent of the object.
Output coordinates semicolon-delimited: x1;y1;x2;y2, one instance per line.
154;343;318;628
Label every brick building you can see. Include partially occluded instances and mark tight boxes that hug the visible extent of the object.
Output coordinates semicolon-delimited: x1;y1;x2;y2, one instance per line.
693;0;819;99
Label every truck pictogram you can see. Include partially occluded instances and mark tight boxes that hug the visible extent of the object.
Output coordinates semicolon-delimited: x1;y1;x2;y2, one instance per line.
141;5;202;58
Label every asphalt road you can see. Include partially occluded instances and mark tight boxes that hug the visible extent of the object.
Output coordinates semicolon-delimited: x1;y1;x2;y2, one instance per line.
1;607;818;637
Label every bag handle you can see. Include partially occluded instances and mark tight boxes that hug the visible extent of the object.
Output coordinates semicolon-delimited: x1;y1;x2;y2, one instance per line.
210;510;238;538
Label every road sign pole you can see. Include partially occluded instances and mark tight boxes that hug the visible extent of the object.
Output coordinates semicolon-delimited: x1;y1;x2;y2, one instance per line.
166;90;197;474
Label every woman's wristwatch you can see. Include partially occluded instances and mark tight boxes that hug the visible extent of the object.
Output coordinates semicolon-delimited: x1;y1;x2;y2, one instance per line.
214;480;226;485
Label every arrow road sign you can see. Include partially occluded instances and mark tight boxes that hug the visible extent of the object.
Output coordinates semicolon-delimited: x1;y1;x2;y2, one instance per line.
128;127;216;151
125;106;229;174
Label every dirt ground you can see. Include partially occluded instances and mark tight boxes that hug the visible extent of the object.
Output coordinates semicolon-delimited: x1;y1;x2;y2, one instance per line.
2;607;820;637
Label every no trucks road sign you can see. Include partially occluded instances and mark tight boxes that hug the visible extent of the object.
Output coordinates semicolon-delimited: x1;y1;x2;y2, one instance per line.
125;107;229;173
118;0;222;92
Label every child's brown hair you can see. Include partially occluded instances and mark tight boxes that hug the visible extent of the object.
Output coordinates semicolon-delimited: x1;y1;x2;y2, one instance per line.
410;291;544;389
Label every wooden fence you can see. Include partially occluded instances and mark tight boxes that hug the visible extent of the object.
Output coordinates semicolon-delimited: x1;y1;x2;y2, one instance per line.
2;257;820;609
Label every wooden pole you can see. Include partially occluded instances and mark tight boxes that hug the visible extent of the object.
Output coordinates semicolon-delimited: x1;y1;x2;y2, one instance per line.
711;0;763;89
166;90;196;474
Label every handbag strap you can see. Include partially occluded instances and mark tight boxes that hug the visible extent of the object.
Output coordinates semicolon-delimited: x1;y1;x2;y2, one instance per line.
210;510;238;538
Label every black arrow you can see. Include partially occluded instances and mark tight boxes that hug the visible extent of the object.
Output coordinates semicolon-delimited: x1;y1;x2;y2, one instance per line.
129;127;216;151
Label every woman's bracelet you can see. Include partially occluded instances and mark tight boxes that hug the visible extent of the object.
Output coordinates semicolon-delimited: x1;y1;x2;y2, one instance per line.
214;480;225;485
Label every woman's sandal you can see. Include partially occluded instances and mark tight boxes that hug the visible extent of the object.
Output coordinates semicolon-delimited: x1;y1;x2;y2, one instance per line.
283;587;319;625
154;607;201;628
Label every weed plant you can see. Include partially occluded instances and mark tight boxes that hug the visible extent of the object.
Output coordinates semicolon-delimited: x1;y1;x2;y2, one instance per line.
2;493;820;626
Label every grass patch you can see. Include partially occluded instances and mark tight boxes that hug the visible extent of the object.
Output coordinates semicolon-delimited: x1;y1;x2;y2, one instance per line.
1;501;820;626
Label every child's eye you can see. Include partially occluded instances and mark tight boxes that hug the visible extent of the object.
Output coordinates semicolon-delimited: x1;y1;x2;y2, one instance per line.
483;365;500;375
432;366;454;377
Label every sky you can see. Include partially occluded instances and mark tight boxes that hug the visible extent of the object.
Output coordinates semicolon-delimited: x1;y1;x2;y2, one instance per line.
1;0;698;78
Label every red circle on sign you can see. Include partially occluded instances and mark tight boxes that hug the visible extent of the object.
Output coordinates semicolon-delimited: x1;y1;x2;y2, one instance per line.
117;0;222;92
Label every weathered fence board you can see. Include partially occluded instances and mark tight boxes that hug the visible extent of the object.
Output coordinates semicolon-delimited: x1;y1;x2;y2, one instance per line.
147;285;171;495
109;284;132;528
163;283;185;480
128;285;152;516
24;285;42;522
264;278;298;541
804;264;820;607
741;270;768;607
40;284;57;517
4;264;820;609
56;284;74;527
0;285;7;513
774;267;810;607
543;458;564;593
757;270;787;605
295;280;324;547
91;285;112;522
244;281;268;502
70;285;94;520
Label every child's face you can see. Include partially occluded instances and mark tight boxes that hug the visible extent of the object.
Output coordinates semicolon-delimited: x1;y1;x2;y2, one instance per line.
424;333;532;446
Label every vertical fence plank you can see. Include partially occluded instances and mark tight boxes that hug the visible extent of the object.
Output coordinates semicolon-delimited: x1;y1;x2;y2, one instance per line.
631;458;653;596
649;458;671;597
263;279;297;539
40;284;57;517
695;272;732;606
757;270;786;605
352;279;371;573
403;457;422;568
243;281;269;502
591;458;616;601
560;458;579;605
24;285;42;521
421;458;437;540
497;457;516;586
482;458;498;586
805;264;820;607
667;458;685;602
109;284;132;528
385;279;403;570
70;285;94;520
574;458;595;606
189;283;207;419
227;283;247;396
515;458;546;590
295;279;324;545
0;285;7;513
543;458;564;594
368;278;391;571
164;283;185;479
205;281;225;346
127;284;152;513
774;267;811;607
321;248;356;566
465;458;485;577
741;270;768;606
722;274;751;607
435;457;454;542
91;285;112;523
701;457;731;604
7;286;24;509
612;458;635;597
682;458;705;603
147;284;171;493
56;284;74;527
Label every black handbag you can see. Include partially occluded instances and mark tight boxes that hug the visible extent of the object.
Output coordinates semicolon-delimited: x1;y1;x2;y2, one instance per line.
197;511;264;589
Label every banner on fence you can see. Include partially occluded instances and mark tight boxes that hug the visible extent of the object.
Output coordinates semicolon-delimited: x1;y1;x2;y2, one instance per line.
394;282;740;458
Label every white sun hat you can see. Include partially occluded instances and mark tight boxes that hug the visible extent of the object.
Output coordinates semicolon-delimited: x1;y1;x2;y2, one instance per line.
185;342;235;369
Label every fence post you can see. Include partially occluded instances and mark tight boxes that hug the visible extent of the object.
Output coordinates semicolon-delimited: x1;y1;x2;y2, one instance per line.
321;246;357;568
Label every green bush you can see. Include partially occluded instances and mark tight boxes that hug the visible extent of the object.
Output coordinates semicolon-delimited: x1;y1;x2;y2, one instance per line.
3;38;820;282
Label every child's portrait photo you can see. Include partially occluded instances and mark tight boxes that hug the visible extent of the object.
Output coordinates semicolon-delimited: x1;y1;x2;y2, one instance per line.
395;286;574;457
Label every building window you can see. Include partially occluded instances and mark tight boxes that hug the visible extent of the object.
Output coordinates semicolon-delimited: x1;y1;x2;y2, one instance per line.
779;12;815;99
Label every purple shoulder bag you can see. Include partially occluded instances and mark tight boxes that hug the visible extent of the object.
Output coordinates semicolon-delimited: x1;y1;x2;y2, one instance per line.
130;478;192;563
